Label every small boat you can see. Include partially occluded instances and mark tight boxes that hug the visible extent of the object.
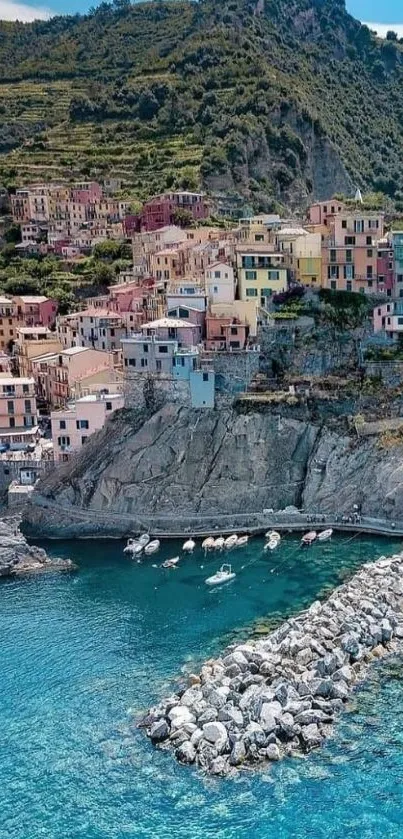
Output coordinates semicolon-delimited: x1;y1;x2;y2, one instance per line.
144;539;160;555
162;556;180;569
205;564;236;586
213;536;225;549
202;537;215;550
301;530;317;546
318;528;333;542
224;534;238;549
138;533;150;547
182;538;196;552
236;535;249;547
124;538;143;555
264;538;279;551
265;530;281;543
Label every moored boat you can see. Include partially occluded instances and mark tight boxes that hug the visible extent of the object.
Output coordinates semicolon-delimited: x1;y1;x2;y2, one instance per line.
124;538;143;556
264;538;280;551
301;530;317;546
162;556;180;568
205;564;236;586
236;535;249;547
182;538;196;552
224;534;238;549
144;539;161;555
213;536;225;549
318;528;333;542
202;537;215;550
138;533;150;547
265;530;281;543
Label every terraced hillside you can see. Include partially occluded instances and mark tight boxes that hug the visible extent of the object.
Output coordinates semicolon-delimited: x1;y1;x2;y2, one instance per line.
1;0;403;209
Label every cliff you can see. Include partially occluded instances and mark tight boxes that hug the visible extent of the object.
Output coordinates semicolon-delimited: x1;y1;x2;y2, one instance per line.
1;0;403;207
23;404;403;538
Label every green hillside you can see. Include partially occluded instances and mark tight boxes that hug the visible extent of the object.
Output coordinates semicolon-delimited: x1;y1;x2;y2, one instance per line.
1;0;403;210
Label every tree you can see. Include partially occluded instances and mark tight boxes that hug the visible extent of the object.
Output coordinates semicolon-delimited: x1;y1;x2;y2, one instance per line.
386;30;398;41
171;208;194;228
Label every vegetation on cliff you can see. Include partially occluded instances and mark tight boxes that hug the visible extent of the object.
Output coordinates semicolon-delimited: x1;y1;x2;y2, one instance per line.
1;0;403;208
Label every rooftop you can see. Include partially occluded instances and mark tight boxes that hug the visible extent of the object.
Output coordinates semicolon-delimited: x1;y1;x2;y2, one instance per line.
18;295;51;304
0;377;35;386
17;327;52;336
141;317;195;329
78;309;124;319
278;227;308;236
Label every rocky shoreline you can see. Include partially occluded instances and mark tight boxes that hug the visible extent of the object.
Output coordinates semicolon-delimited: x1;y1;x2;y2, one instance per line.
0;516;75;577
141;552;403;775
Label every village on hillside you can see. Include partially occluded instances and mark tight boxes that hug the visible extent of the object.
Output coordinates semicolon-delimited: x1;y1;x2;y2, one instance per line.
0;179;402;503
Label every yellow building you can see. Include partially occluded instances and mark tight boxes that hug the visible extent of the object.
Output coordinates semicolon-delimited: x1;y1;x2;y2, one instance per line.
236;247;287;307
15;327;62;378
235;215;281;246
276;228;322;287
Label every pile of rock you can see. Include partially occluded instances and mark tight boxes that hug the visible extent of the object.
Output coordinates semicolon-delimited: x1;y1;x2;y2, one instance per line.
141;553;403;775
0;516;75;577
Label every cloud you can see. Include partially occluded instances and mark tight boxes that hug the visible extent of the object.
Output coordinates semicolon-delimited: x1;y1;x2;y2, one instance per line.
0;0;53;20
362;22;403;39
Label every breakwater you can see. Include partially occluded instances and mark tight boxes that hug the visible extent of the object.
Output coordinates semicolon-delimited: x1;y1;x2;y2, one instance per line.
142;551;403;775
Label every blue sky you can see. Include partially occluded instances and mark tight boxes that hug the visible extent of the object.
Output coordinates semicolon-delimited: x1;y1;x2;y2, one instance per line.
1;0;403;29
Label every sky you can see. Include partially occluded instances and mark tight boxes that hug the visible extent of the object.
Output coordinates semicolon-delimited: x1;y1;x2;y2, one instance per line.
0;0;403;33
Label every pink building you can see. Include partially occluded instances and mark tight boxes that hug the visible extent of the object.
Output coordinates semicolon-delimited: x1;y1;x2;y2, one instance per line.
322;211;384;293
14;295;58;327
70;181;103;204
141;192;210;232
51;391;124;462
142;317;201;347
47;346;117;407
373;301;403;340
205;314;249;351
308;199;344;227
0;377;38;446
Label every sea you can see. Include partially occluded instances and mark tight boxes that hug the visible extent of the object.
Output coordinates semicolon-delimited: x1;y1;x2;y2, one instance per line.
1;533;403;839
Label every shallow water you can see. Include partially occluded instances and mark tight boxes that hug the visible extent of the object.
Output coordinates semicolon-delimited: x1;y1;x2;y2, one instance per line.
1;533;403;838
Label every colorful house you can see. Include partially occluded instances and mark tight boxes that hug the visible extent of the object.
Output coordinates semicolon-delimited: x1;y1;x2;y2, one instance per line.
0;377;38;446
373;300;403;340
15;327;62;378
51;391;124;462
322;211;384;293
140;192;209;232
205;314;249;351
236;247;287;306
205;262;235;304
13;295;58;328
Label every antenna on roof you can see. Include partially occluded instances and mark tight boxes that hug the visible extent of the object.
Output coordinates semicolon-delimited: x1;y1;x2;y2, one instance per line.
354;188;363;204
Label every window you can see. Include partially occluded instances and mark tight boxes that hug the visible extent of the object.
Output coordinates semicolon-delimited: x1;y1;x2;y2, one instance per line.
213;286;218;293
159;345;168;353
330;250;336;263
7;400;14;414
398;318;403;325
344;265;354;280
76;419;89;430
141;358;148;368
110;328;115;337
22;384;29;394
81;436;87;445
345;236;356;246
368;280;373;288
156;360;162;372
366;236;372;246
255;234;264;242
245;270;257;280
268;270;279;281
342;220;347;229
346;281;352;292
328;266;339;280
24;399;31;413
367;249;373;258
354;220;364;233
214;270;221;278
128;358;136;367
9;417;15;428
330;280;337;290
230;341;240;348
203;372;209;382
60;420;66;429
106;402;112;411
345;250;352;263
246;288;258;297
367;266;373;279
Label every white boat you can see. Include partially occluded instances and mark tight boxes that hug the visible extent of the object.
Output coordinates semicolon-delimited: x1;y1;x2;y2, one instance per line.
182;538;196;552
318;528;333;542
213;536;225;549
202;537;215;550
138;533;150;547
301;530;317;546
144;539;160;555
162;556;180;569
265;530;281;543
264;538;279;551
124;538;143;555
236;535;249;547
224;534;238;549
205;564;236;586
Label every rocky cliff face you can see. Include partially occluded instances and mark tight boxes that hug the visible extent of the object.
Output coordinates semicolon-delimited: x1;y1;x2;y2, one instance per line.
23;405;403;538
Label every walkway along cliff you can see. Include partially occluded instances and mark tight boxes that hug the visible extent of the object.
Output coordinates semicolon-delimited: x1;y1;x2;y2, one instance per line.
141;551;403;775
23;402;403;538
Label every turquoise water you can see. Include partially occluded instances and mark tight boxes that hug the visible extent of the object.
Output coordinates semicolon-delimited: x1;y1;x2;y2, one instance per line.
2;534;403;839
